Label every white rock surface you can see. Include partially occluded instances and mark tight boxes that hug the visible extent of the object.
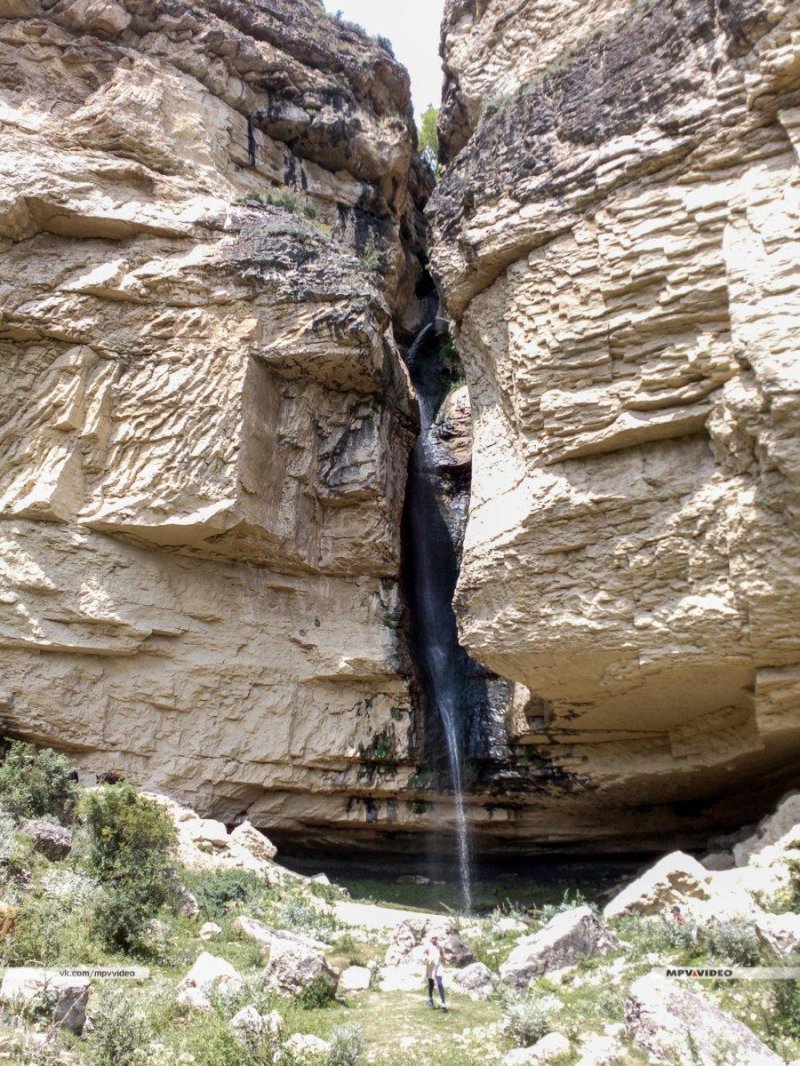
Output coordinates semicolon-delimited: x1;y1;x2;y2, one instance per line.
229;822;278;861
503;1033;571;1066
286;1033;332;1062
453;961;496;1000
500;907;617;989
574;1033;625;1066
604;853;711;919
755;912;800;958
0;0;429;853
0;968;89;1035
337;965;371;993
177;952;242;1011
433;0;800;849
262;939;338;997
625;973;784;1066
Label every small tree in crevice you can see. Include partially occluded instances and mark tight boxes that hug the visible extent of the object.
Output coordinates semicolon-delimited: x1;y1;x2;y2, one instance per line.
83;783;179;955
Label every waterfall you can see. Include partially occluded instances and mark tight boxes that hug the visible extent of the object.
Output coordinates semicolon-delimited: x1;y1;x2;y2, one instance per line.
403;322;474;913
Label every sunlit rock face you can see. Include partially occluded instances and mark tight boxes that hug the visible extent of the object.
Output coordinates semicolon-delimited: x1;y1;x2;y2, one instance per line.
0;0;438;833
431;0;800;848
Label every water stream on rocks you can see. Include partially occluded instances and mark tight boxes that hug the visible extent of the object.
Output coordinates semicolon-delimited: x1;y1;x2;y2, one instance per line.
403;322;473;913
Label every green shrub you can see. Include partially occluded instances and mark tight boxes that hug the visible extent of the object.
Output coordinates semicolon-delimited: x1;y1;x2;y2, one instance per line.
0;740;78;824
327;1023;364;1066
0;809;32;887
0;893;100;966
87;985;152;1066
181;998;290;1066
278;896;340;944
615;914;697;958
537;889;592;926
332;931;368;967
238;188;317;219
308;879;343;905
297;974;336;1009
502;993;557;1046
700;919;762;966
766;978;800;1041
190;869;269;920
82;784;179;954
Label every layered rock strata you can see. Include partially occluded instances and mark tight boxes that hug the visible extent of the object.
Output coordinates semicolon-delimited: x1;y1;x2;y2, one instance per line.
0;0;437;834
431;0;800;847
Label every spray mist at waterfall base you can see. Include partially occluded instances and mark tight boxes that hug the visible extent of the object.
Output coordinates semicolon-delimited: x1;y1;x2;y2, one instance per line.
402;322;476;914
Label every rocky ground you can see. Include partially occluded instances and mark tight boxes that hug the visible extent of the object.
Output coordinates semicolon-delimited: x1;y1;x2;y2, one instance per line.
3;761;800;1066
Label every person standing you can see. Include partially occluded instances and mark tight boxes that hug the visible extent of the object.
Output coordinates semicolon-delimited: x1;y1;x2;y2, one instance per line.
424;932;447;1010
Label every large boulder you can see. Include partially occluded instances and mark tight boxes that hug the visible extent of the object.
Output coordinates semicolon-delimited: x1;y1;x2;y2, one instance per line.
286;1033;331;1063
0;968;89;1035
234;915;325;952
177;952;242;1011
378;961;425;992
733;794;800;867
500;907;618;990
17;819;72;861
625;973;784;1066
230;1004;282;1043
603;853;711;920
756;912;800;958
384;919;426;965
200;922;222;941
230;821;277;861
262;939;338;998
574;1034;625;1066
441;930;475;967
337;965;371;993
452;961;496;1000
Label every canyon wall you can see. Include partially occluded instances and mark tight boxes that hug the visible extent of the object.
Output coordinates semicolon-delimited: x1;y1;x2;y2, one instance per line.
0;0;437;836
431;0;800;847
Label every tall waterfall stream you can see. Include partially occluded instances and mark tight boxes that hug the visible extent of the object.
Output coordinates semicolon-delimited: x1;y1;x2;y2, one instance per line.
403;323;474;913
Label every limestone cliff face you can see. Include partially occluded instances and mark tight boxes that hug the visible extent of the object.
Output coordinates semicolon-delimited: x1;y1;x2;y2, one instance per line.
0;0;434;833
431;0;800;847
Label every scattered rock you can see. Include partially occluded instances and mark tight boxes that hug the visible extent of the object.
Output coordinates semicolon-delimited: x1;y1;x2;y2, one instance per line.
177;952;242;1011
0;968;89;1035
17;819;72;861
441;930;475;967
574;1034;625;1066
500;907;618;990
503;1033;571;1065
178;887;200;919
230;1004;281;1041
378;961;425;993
286;1033;332;1062
262;939;338;997
755;912;800;958
230;821;277;861
145;794;286;879
625;973;784;1065
234;915;324;952
234;914;275;948
452;961;496;1000
0;901;18;938
310;873;330;885
337;965;371;993
200;921;223;941
604;853;711;920
496;916;529;934
183;818;230;849
384;920;420;965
